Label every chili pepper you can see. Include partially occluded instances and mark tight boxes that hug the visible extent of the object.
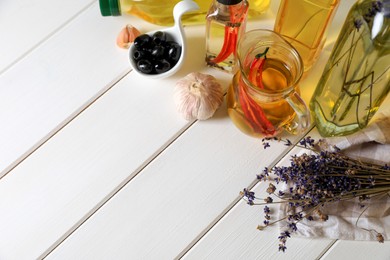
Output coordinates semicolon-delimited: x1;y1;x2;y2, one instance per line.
210;5;246;64
248;47;269;89
238;77;276;136
238;48;275;136
210;26;235;64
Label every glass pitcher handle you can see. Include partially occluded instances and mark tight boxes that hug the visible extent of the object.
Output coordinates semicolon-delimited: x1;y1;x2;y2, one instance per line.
285;91;310;134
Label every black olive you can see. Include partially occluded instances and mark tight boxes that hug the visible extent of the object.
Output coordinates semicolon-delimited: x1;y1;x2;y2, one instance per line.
151;45;165;59
155;59;171;74
167;41;181;62
152;31;167;45
136;59;154;74
133;34;152;50
131;32;181;75
132;50;148;61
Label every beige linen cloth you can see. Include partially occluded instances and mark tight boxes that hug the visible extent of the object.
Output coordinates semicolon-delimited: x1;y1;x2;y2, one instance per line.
281;109;390;241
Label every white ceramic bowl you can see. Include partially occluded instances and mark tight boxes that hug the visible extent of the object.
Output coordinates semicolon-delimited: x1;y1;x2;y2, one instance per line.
128;0;199;79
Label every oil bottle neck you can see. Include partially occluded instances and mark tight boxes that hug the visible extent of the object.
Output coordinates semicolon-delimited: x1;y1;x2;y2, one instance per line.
217;0;243;5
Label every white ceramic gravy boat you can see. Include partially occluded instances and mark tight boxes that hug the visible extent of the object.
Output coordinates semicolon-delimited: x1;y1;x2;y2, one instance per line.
128;0;200;79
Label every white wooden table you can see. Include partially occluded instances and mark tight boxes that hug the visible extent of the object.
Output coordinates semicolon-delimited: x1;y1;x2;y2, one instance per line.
1;0;389;259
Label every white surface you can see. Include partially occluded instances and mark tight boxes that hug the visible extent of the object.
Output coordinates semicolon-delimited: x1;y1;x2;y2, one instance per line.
0;0;94;73
183;149;335;260
0;0;389;259
45;105;304;259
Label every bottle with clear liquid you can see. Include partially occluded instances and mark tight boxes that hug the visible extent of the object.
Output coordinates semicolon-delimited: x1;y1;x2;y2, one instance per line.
205;0;249;73
274;0;340;71
310;0;390;137
99;0;268;26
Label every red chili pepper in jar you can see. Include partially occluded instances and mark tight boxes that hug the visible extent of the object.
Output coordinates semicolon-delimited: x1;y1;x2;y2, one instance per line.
248;47;269;89
207;4;248;67
238;48;276;136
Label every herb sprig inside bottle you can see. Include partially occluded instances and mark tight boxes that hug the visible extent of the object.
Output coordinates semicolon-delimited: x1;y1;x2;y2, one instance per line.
310;0;390;137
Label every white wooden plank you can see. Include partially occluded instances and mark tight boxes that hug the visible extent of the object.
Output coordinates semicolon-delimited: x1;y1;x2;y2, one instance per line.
0;76;192;259
321;240;390;260
0;3;162;177
0;3;278;258
180;141;335;260
45;103;307;260
0;21;236;258
0;1;360;259
182;105;390;260
182;124;390;259
0;0;94;73
27;2;357;258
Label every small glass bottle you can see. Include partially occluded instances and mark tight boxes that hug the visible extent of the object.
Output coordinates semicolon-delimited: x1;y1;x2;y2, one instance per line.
205;0;249;73
99;0;266;26
274;0;340;71
310;0;390;137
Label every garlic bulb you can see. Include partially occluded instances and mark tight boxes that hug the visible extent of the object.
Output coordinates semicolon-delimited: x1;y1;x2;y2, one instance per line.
174;72;224;120
116;25;141;49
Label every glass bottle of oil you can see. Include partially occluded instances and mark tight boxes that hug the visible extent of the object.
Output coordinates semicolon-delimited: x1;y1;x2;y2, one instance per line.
205;0;249;73
310;0;390;137
248;0;270;17
274;0;340;71
99;0;268;26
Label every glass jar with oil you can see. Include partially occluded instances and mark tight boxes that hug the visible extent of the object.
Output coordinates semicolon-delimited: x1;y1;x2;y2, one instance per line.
227;29;310;138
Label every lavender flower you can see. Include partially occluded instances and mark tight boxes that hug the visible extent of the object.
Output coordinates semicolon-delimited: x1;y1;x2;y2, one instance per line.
354;19;363;30
363;1;383;23
263;142;270;149
241;137;389;252
278;244;287;252
241;188;255;205
266;183;276;194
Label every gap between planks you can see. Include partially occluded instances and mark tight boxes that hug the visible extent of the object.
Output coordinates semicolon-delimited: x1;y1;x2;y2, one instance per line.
0;69;130;181
175;125;319;259
34;75;339;259
317;240;338;260
0;0;101;179
0;1;96;77
41;91;224;258
41;106;200;259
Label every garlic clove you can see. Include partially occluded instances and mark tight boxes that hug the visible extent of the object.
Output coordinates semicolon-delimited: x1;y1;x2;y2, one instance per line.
174;72;224;121
116;25;141;49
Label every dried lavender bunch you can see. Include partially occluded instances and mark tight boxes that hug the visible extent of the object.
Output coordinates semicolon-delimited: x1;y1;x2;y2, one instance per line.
241;137;389;252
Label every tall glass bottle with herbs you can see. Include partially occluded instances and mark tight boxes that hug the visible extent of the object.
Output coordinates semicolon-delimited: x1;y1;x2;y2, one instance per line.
274;0;340;71
310;0;390;137
205;0;249;73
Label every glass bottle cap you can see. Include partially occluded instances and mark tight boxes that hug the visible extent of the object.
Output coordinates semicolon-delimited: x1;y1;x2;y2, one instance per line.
217;0;242;5
99;0;121;16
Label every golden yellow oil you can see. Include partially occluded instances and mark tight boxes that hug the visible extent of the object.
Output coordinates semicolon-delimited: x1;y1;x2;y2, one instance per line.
121;0;270;26
227;58;297;137
274;0;339;71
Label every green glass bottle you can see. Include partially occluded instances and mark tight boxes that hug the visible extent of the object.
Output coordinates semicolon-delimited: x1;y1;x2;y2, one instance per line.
310;0;390;137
